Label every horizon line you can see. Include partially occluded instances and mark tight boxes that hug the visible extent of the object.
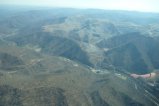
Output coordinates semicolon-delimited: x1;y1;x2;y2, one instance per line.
0;4;159;14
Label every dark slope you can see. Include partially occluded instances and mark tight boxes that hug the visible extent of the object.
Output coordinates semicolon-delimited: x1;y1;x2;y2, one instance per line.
102;43;148;74
0;52;23;70
6;31;92;66
97;33;159;74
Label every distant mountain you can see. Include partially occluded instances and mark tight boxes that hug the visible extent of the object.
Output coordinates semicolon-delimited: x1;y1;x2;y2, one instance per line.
1;6;159;106
0;7;158;71
0;7;158;70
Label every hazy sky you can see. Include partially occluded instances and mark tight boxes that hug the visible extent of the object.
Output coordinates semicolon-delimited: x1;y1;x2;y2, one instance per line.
1;0;159;12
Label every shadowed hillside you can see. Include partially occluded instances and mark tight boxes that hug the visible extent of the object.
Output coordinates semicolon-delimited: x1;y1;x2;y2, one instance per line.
97;32;159;74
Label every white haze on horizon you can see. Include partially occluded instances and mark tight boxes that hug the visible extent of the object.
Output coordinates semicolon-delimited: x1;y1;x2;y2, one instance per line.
0;0;159;12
